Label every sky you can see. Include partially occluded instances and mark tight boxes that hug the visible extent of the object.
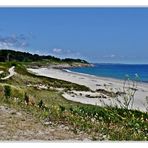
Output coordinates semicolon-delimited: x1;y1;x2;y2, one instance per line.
0;8;148;64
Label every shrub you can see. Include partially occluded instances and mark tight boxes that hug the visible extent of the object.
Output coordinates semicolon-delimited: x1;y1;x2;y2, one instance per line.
4;85;11;99
38;99;44;108
59;105;65;112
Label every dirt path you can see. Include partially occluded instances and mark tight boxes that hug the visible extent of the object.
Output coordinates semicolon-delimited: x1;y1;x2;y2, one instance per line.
0;105;89;141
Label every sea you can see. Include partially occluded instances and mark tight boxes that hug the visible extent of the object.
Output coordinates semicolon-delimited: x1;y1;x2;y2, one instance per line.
69;63;148;83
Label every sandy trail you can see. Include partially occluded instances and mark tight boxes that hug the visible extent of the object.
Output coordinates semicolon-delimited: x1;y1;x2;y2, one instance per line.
28;68;148;112
0;71;4;74
1;66;15;80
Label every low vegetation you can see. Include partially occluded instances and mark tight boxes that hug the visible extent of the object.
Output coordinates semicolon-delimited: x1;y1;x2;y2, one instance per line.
0;49;89;67
0;59;148;140
0;83;147;140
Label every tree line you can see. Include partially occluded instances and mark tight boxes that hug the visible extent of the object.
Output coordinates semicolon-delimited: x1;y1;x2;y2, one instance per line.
0;49;88;64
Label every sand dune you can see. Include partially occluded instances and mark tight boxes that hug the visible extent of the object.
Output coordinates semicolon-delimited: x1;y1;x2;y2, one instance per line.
28;67;148;112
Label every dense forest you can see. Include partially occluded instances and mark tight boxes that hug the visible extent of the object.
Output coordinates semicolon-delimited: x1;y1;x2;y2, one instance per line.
0;49;88;64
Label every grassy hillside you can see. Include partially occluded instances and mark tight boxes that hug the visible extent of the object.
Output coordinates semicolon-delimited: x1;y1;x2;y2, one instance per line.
0;61;147;140
0;49;89;67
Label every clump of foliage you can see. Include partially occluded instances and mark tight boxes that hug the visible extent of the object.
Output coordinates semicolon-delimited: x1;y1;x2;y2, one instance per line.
0;72;6;79
47;104;148;140
62;58;88;64
38;100;44;108
4;85;11;99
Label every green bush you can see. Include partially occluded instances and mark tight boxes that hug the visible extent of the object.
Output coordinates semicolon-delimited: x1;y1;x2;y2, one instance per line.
4;85;11;99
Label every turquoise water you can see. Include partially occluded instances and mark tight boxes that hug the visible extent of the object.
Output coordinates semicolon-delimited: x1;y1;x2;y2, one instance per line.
69;63;148;83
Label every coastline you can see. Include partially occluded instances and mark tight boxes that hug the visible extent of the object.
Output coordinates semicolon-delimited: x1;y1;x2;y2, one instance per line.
62;68;148;88
27;67;148;112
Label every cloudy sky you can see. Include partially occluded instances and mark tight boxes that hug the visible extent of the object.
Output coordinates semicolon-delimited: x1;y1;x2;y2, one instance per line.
0;8;148;63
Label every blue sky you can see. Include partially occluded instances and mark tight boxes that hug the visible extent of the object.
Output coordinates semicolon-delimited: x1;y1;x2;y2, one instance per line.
0;8;148;64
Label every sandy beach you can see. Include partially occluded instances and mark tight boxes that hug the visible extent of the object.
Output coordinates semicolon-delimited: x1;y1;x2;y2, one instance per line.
28;67;148;112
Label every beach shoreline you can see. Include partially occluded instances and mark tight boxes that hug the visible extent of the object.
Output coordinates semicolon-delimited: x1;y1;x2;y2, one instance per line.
62;68;148;89
27;67;148;112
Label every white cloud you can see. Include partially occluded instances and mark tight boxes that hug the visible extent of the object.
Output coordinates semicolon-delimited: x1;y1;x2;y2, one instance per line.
0;34;29;50
52;48;62;53
49;48;82;59
0;42;13;49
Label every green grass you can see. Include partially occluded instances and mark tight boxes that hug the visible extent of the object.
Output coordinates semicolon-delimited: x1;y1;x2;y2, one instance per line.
0;61;90;91
0;61;148;141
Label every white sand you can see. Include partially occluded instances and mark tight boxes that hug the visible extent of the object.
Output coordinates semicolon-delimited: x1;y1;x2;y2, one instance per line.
1;66;15;80
28;67;148;112
0;71;4;74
